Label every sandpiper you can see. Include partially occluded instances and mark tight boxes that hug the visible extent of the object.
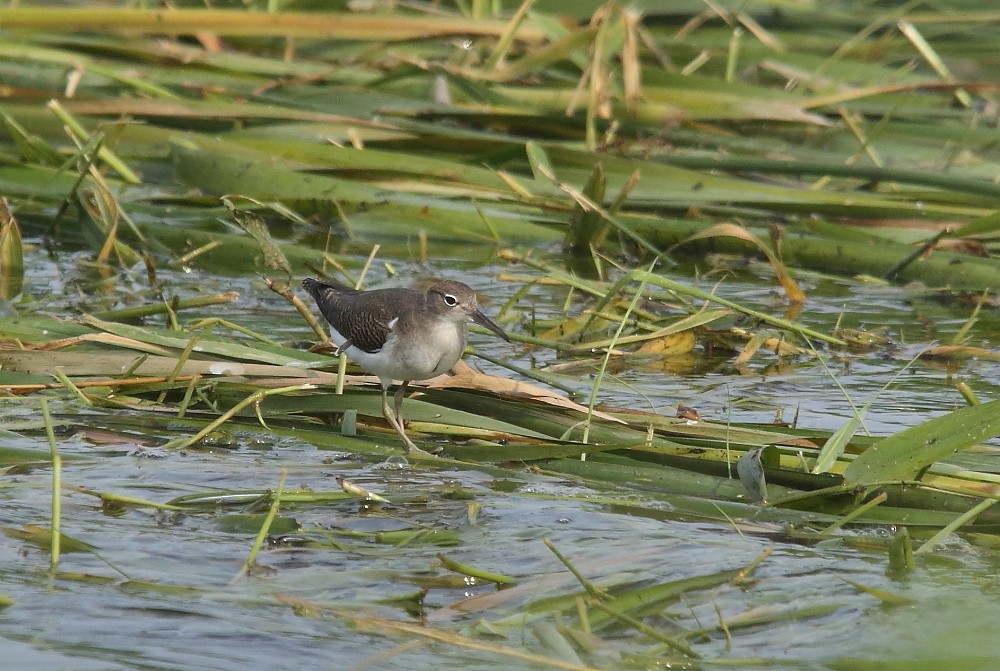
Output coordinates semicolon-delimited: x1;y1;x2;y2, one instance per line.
302;277;509;453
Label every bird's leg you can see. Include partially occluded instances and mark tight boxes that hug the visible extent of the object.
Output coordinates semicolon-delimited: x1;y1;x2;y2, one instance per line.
380;384;424;454
379;387;408;443
394;380;409;426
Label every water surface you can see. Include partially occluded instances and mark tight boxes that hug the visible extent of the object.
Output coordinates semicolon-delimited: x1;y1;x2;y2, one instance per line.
2;245;999;670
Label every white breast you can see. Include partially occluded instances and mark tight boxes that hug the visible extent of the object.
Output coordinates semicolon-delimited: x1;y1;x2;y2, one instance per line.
330;319;466;386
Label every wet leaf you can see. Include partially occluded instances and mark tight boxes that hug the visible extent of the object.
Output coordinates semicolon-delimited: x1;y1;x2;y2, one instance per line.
736;451;767;502
675;222;805;303
1;525;97;554
2;113;62;166
841;578;914;607
844;399;1000;487
921;345;1000;362
0;199;24;300
812;415;865;475
438;553;517;586
224;198;293;278
887;527;916;573
336;475;390;503
635;329;695;356
564;162;608;255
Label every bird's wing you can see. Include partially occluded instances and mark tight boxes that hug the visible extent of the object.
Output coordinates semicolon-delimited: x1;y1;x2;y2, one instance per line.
339;303;396;353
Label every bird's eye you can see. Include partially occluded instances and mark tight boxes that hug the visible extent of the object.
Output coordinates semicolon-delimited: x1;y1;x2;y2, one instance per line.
443;293;459;307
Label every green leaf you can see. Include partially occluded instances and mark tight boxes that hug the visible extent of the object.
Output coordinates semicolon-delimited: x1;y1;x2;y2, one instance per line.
887;527;916;573
0;525;97;554
564;161;608;255
81;316;330;367
438;553;518;586
812;415;864;475
525;141;555;184
840;579;914;607
0;199;23;300
224;198;292;278
2;112;62;166
844;399;1000;487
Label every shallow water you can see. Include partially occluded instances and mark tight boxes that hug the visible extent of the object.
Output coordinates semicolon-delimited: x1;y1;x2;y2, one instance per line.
2;246;1000;670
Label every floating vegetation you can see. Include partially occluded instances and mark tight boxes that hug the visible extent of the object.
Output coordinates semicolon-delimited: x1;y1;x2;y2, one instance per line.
0;0;998;668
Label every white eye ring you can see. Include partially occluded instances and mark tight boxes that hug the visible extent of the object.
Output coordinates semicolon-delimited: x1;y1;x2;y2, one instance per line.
443;293;458;306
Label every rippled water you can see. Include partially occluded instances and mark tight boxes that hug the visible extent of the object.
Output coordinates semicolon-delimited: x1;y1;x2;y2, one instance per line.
3;247;1000;670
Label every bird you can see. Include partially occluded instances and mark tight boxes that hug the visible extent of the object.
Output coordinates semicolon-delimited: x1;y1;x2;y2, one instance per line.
301;277;510;453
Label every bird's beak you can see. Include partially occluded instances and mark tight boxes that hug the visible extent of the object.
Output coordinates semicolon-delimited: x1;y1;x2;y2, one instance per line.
472;309;510;342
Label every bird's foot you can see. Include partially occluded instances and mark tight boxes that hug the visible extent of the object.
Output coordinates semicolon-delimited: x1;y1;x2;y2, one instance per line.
396;427;442;456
